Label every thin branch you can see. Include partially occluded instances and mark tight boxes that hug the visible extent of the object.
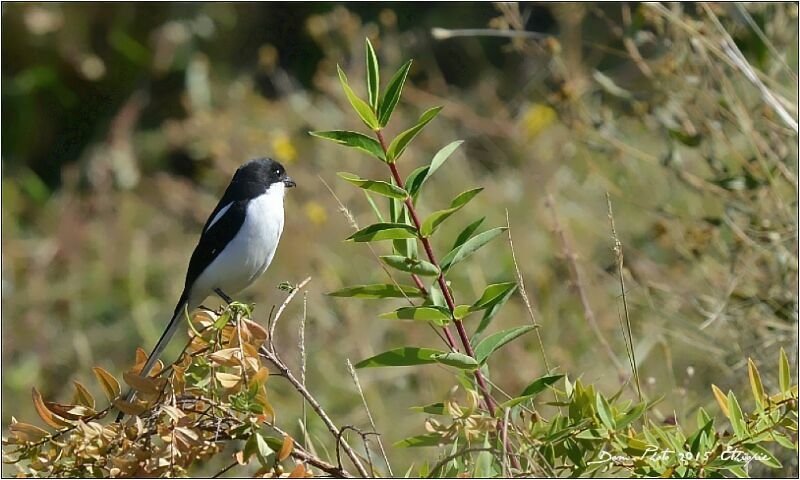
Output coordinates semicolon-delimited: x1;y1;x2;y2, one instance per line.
259;346;370;478
606;193;642;401
299;291;308;453
505;210;551;373
268;277;312;353
545;194;627;376
346;359;393;476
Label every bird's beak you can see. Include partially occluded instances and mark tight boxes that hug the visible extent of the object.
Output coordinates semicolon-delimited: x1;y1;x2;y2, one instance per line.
283;176;296;188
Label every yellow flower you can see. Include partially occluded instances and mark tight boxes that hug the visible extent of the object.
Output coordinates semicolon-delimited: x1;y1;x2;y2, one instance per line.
521;103;557;139
304;201;327;226
271;132;297;163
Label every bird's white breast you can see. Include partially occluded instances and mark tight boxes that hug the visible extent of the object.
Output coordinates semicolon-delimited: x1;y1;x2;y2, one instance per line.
189;183;285;304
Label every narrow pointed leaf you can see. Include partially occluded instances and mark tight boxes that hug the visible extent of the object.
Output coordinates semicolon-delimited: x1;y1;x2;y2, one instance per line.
471;282;517;311
420;188;483;236
365;38;379;109
406;140;464;198
328;283;424;299
452;217;485;250
364;191;385;222
521;374;565;397
394;432;443;448
410;402;445;415
386;106;443;163
432;352;479;370
309;131;385;161
441;227;507;271
346;222;417;242
711;384;729;418
595;394;616;429
337;65;379;129
380;255;439;276
379;306;451;325
378;59;412;126
474;325;534;363
779;347;790;392
726;391;746;437
355;347;444;368
747;357;765;409
474;281;518;338
337;172;407;199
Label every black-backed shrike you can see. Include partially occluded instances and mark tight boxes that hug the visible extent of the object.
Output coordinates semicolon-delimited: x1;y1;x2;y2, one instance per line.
118;158;295;416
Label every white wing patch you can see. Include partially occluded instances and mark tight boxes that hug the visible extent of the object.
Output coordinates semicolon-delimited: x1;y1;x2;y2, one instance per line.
206;202;233;232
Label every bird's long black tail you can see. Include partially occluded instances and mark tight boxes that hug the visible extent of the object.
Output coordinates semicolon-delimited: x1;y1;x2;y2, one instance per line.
116;292;189;422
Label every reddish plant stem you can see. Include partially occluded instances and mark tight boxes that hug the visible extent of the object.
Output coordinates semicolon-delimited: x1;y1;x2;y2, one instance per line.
376;130;497;415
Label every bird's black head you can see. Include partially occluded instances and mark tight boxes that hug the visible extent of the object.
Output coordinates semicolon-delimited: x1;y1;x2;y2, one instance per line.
233;157;296;189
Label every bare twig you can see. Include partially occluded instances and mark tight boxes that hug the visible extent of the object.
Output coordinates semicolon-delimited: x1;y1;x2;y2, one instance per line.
299;291;308;452
346;359;393;476
505;210;551;373
268;277;311;352
606;193;642;401
545;194;627;376
259;345;369;478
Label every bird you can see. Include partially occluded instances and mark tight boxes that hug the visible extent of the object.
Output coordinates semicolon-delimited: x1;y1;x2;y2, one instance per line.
117;157;295;418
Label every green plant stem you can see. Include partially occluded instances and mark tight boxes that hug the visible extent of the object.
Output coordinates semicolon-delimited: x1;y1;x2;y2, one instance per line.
376;130;497;415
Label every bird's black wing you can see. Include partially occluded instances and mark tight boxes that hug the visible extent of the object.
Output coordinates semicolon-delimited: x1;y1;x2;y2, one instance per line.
181;198;250;299
202;180;265;234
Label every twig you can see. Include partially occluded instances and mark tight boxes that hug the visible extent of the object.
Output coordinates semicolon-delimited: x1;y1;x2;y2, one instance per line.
299;291;308;453
346;359;393;476
606;193;642;401
505;210;551;374
425;447;500;478
268;277;311;353
501;407;511;477
545;194;627;376
259;346;369;478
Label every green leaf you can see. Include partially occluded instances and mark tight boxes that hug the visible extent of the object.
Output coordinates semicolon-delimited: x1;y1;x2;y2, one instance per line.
308;130;385;161
378;59;412;127
255;432;274;467
474;435;492;477
394;432;443;448
346;222;417;242
410;402;445;415
364;191;385;222
746;444;782;468
420;188;483;236
471;282;517;311
617;402;646;429
405;140;464;199
595;394;616;430
452;217;485;251
520;374;564;397
499;394;536;410
337;65;379;129
386;106;443;163
441;227;507;271
380;255;439;276
327;283;424;299
474;325;535;363
379;306;452;326
779;347;790;392
727;391;746;438
432;352;479;370
355;347;444;368
474;280;517;338
747;357;765;409
365;38;379;110
337;172;408;199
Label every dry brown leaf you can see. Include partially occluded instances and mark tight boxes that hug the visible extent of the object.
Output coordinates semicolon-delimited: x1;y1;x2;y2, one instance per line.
72;380;96;409
122;371;160;395
93;367;121;401
216;372;241;389
31;388;72;428
288;463;306;478
9;422;50;442
113;398;147;416
278;435;294;461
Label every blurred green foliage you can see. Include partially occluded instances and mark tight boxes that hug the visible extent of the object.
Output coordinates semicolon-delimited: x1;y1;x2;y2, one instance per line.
2;2;797;477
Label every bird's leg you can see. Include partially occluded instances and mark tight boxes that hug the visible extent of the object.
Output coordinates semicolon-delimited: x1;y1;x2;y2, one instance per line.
214;288;234;305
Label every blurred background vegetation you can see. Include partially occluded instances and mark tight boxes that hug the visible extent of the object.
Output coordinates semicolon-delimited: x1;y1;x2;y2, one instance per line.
2;2;797;475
